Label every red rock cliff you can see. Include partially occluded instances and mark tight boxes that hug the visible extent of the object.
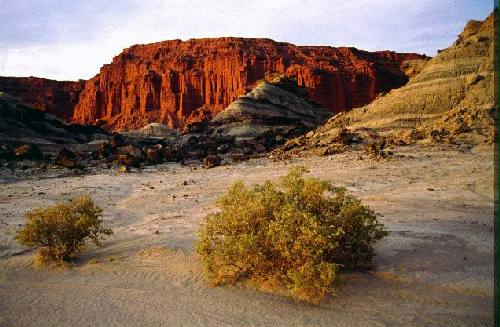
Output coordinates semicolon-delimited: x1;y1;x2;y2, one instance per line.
72;38;426;131
0;76;85;121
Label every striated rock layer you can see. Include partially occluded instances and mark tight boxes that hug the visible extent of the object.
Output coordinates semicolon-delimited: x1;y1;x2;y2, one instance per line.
71;38;426;131
211;75;332;142
0;77;85;121
275;11;496;157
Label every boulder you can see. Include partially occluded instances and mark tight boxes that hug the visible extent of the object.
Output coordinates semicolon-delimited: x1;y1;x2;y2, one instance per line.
202;155;222;169
144;146;161;164
109;134;126;148
96;141;113;159
55;148;78;168
14;144;43;161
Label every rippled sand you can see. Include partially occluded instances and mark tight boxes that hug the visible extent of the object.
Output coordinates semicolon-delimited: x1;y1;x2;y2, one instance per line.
0;145;494;327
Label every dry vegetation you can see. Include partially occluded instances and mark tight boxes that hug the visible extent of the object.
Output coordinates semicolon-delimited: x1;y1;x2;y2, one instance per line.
196;166;387;303
16;195;113;264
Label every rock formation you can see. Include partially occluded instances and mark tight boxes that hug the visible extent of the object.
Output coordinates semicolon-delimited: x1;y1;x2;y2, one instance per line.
0;77;85;121
71;38;426;130
122;123;180;140
0;92;106;145
211;75;331;143
171;76;333;163
274;11;496;157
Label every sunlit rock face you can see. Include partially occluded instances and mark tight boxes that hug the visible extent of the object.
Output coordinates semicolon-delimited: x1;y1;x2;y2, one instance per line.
71;37;424;131
0;77;85;121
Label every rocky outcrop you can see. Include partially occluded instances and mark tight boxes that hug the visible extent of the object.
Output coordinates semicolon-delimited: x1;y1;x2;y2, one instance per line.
171;76;333;163
71;38;426;131
0;92;106;145
0;77;85;120
123;123;180;140
274;11;496;157
211;76;331;143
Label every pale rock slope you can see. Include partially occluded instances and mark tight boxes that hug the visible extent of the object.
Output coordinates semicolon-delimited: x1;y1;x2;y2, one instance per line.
279;11;496;156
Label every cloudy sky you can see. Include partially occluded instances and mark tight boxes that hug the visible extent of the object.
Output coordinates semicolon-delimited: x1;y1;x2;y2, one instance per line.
0;0;494;81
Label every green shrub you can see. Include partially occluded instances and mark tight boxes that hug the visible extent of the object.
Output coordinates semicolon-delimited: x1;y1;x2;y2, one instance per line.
16;195;113;264
196;166;387;303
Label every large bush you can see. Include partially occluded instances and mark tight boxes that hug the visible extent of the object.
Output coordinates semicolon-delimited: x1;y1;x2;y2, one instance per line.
196;166;387;303
16;195;113;264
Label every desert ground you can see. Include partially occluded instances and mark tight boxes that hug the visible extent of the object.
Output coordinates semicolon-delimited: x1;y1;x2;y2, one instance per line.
0;145;494;327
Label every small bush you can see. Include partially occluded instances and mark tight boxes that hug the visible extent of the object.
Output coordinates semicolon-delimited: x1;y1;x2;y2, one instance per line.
16;195;113;264
196;166;387;303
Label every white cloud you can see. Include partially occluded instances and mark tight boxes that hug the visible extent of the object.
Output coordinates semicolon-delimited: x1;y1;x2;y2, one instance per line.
0;0;493;80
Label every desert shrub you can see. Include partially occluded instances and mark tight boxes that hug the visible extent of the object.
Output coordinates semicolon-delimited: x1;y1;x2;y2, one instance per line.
16;195;113;264
196;166;387;303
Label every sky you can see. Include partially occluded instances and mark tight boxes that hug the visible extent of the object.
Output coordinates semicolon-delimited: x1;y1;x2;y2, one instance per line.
0;0;494;81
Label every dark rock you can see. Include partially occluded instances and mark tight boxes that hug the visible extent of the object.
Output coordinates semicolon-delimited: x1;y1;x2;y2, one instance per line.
314;146;342;156
96;141;113;159
55;148;78;168
231;153;249;162
202;155;222;169
14;144;43;161
117;144;143;167
216;144;230;153
0;145;13;160
144;146;161;164
117;154;138;168
109;134;126;148
364;140;387;160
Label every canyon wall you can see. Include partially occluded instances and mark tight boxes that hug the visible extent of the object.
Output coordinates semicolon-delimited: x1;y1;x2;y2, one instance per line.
0;38;427;131
0;77;85;121
72;38;426;130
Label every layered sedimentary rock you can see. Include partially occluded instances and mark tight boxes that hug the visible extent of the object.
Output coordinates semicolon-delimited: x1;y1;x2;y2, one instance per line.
71;38;426;130
0;77;85;120
275;11;496;156
174;76;334;161
211;76;331;142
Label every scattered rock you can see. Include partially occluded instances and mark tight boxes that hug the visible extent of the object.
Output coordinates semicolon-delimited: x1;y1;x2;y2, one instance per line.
96;141;113;159
55;148;78;168
231;153;249;162
144;146;160;164
202;155;222;169
117;145;143;167
109;134;126;148
14;144;43;161
364;140;387;160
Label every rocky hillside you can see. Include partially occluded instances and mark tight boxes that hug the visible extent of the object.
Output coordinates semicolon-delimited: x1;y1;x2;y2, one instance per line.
0;77;85;121
276;11;496;157
163;76;332;164
0;92;106;145
210;76;331;140
70;38;425;131
0;39;426;132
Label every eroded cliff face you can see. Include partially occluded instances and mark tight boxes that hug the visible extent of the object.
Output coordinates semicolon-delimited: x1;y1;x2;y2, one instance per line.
71;38;426;131
0;77;85;121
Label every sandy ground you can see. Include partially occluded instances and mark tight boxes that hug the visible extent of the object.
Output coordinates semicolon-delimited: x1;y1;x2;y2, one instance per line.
0;145;495;327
